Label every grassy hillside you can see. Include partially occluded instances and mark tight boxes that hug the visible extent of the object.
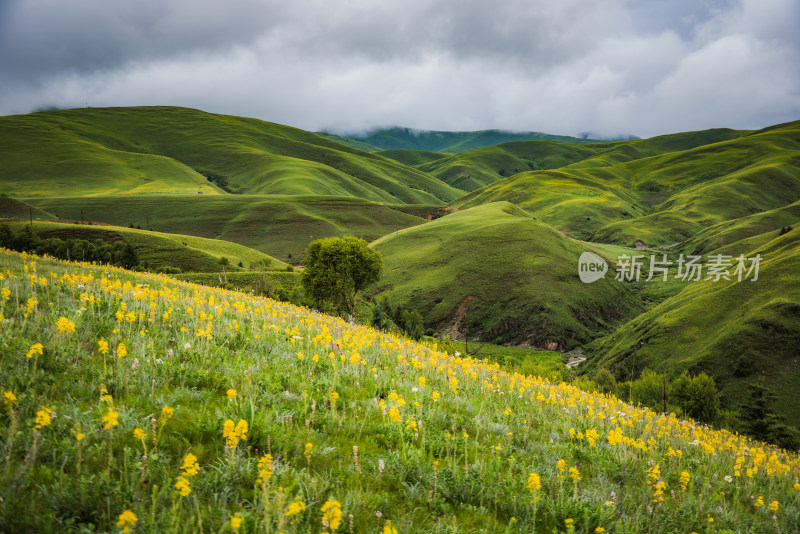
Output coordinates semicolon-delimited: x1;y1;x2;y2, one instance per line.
174;270;301;301
453;122;800;245
583;227;800;427
1;249;798;533
589;122;800;246
0;196;56;220
27;195;427;262
375;149;449;166
371;202;644;348
565;128;747;169
451;169;644;239
0;220;286;273
0;107;463;204
681;199;800;256
420;141;602;191
324;126;612;153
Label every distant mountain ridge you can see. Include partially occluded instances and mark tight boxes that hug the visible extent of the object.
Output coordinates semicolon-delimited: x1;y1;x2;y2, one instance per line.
318;126;638;153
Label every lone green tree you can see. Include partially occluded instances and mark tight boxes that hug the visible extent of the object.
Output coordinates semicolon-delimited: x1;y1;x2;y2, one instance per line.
301;237;383;320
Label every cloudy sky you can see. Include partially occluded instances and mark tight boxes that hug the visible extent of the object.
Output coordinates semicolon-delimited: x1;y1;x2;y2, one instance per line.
0;0;798;138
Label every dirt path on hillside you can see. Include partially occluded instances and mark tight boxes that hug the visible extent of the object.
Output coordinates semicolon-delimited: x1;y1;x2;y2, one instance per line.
565;347;586;368
444;295;474;339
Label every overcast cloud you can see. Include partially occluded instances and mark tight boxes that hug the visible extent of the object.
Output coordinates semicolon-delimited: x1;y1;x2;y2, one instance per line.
0;0;797;137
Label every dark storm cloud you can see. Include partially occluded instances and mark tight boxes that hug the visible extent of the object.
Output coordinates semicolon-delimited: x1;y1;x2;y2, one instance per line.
0;0;797;137
0;0;280;82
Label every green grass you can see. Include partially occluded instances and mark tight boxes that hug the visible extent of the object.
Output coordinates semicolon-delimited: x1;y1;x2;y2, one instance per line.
0;196;56;220
583;227;800;427
0;106;464;203
371;202;645;349
681;199;800;256
26;194;428;262
451;169;644;240
453;122;800;246
375;149;449;166
1;249;798;533
1;220;286;273
174;270;301;295
418;140;601;191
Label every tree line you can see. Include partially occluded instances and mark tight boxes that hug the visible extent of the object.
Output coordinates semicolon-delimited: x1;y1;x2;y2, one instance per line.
0;224;139;268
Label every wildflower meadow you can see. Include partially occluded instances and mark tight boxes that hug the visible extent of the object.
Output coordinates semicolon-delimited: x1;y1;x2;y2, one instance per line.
0;247;798;533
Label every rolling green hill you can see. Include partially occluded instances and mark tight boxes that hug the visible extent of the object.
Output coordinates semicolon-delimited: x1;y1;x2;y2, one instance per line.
0;107;463;203
27;195;427;262
418;140;602;191
322;126;615;153
375;148;449;166
371;202;644;348
451;168;643;239
6;105;800;435
419;128;746;192
0;220;286;273
453;122;800;244
583;227;800;427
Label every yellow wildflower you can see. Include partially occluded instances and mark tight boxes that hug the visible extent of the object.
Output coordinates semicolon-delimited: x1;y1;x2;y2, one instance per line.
3;391;16;406
569;466;581;482
175;476;191;497
256;453;274;484
235;419;248;441
116;509;138;534
102;409;120;430
226;389;237;400
585;428;599;447
285;499;306;517
97;338;109;355
180;453;200;477
679;471;690;491
526;472;541;492
117;343;127;358
321;499;342;531
26;342;43;359
770;500;779;512
383;520;398;534
388;406;401;423
34;406;53;429
133;428;146;440
56;316;75;334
